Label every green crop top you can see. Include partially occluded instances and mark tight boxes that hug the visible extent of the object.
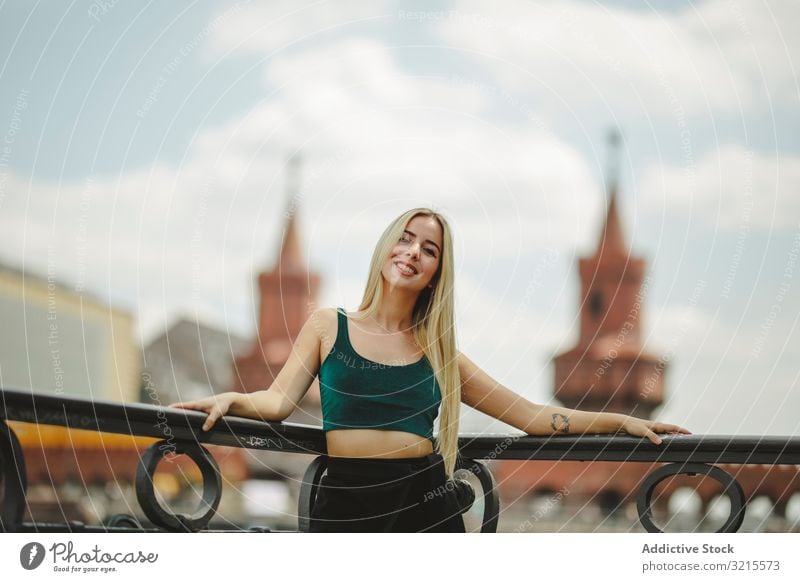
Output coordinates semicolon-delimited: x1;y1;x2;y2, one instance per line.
318;308;442;442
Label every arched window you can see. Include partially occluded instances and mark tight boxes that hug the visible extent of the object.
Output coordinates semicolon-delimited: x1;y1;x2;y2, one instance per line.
589;290;603;317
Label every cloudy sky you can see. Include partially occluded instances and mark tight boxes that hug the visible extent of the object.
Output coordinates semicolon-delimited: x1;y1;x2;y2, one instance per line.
1;0;798;435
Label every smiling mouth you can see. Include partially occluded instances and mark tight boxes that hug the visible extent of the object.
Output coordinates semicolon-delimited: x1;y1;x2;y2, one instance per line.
394;261;417;275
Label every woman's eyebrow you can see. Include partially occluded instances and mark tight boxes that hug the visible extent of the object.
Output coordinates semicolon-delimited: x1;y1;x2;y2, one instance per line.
404;229;441;253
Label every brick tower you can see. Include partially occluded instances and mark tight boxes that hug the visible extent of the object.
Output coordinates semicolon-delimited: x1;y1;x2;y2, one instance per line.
552;132;664;418
231;157;322;402
494;133;669;523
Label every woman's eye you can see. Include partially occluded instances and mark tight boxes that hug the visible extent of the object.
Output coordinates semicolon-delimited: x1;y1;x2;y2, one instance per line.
424;248;436;257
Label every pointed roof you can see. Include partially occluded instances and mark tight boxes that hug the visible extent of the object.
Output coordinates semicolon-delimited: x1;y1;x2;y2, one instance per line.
274;156;306;273
277;207;305;273
593;128;628;257
595;186;628;257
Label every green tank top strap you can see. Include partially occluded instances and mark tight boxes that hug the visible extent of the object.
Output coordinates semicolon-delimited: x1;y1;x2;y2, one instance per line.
334;307;351;353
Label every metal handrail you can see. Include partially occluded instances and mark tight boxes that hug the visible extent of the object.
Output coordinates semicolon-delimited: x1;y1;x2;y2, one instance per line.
3;387;798;463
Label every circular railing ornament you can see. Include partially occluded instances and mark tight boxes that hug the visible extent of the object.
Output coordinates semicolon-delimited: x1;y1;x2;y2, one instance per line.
297;455;328;532
135;440;221;532
637;462;746;533
103;513;144;530
456;458;500;533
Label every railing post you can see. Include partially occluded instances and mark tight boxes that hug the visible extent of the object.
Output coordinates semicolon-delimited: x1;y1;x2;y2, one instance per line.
0;420;27;533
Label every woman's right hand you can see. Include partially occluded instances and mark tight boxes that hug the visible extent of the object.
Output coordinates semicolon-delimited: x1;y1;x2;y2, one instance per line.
168;392;238;431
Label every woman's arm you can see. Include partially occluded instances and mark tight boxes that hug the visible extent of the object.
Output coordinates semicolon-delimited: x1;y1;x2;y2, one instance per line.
458;351;690;444
169;308;329;431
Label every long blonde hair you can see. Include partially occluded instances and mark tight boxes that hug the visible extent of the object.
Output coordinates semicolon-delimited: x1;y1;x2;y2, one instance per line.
356;208;461;478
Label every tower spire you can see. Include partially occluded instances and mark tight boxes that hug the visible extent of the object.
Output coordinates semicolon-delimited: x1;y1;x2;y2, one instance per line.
596;129;627;257
276;155;305;273
605;128;622;194
233;152;322;394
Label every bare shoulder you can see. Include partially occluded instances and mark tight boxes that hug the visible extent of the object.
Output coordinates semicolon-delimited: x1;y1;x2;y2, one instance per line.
309;306;338;321
307;307;338;349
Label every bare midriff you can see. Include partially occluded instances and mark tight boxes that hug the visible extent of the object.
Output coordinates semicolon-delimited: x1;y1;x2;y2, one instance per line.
325;429;434;459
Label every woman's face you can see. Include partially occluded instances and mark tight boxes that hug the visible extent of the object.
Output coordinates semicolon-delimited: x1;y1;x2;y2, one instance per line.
382;214;443;293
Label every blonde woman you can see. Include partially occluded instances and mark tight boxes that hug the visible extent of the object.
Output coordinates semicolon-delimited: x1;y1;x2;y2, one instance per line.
170;207;690;532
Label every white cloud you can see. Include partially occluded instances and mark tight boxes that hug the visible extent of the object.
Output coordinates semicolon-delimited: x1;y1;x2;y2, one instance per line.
206;0;393;58
641;293;800;435
639;143;800;229
437;0;800;118
3;35;602;347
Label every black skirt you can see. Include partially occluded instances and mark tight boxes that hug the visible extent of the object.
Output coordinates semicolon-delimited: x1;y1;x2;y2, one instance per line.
309;452;466;532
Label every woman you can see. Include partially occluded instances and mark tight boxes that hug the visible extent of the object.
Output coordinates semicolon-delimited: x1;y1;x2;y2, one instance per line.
170;207;690;532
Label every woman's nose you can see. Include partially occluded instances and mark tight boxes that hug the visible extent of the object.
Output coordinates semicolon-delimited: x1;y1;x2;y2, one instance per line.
406;243;420;258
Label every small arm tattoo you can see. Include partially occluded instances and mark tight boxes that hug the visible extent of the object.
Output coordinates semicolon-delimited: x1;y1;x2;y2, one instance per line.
551;413;570;434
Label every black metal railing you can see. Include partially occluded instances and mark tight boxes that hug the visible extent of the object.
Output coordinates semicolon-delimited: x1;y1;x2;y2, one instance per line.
2;387;799;533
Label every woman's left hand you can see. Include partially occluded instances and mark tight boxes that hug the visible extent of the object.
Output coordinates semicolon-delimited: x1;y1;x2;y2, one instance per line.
619;416;692;445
